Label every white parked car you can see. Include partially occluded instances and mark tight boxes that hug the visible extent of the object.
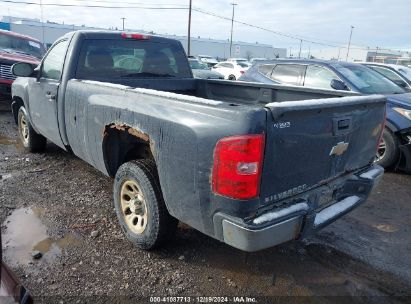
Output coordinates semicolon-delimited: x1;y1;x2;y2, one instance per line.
227;57;251;66
212;61;249;80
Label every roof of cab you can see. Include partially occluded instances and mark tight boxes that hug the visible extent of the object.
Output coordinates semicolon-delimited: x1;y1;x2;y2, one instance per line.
66;30;180;44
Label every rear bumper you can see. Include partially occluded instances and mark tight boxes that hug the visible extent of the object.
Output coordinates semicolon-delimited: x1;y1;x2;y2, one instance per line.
213;165;384;252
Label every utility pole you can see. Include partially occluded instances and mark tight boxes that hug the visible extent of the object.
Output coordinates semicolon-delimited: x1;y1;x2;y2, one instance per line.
229;3;237;58
346;25;354;61
187;0;192;56
39;0;45;44
374;46;379;62
298;39;302;59
121;17;126;30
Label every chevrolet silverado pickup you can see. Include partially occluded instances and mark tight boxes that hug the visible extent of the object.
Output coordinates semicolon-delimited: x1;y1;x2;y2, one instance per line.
11;30;385;252
0;29;45;103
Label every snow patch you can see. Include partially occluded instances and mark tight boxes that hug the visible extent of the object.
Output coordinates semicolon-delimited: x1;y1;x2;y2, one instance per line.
314;195;360;226
266;95;384;108
360;168;382;179
79;80;223;106
133;88;223;105
253;202;309;225
80;80;131;90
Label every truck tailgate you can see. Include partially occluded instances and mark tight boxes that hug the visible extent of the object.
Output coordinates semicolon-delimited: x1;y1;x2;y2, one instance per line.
260;95;386;205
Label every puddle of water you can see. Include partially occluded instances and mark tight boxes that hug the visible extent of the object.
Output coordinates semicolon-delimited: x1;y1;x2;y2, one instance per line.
0;134;23;150
0;134;17;145
2;207;80;267
373;224;398;233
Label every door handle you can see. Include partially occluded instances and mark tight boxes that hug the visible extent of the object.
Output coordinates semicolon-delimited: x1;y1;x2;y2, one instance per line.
333;117;352;135
45;92;56;100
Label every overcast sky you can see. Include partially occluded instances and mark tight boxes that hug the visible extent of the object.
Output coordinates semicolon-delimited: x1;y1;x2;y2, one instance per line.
2;0;411;52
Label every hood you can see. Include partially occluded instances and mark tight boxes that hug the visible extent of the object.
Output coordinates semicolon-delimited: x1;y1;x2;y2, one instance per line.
0;49;40;65
192;69;223;79
386;92;411;109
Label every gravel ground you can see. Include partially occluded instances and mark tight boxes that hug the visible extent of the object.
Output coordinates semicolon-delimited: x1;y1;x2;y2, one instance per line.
0;110;410;303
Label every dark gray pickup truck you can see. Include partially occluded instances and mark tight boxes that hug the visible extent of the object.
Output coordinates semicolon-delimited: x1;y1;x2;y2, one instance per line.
11;30;385;252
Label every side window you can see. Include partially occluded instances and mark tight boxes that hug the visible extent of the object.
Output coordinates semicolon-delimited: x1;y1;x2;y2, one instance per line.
304;65;340;90
227;63;234;69
41;40;68;80
271;64;305;85
258;64;274;77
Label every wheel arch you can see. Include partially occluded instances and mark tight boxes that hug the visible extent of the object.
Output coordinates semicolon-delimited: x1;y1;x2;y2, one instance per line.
102;123;155;177
11;96;25;124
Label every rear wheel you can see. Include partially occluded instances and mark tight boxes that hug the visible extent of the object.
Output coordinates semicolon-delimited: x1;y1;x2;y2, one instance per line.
17;107;47;153
375;128;399;169
113;159;177;250
228;74;236;81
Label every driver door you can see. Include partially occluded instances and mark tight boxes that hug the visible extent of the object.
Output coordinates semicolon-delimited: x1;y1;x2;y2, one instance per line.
28;39;68;149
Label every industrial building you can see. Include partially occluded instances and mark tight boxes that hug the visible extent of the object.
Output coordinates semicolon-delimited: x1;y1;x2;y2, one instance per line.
0;16;286;60
308;45;411;65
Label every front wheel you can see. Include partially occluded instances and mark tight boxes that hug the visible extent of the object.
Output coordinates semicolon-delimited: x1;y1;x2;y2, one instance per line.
18;107;47;152
375;128;399;169
113;160;178;250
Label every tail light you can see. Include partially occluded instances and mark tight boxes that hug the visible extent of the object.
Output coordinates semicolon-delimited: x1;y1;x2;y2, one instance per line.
212;134;265;200
121;33;150;40
240;70;245;74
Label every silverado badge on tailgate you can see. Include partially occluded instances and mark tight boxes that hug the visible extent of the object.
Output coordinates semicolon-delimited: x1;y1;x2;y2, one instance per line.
329;142;349;156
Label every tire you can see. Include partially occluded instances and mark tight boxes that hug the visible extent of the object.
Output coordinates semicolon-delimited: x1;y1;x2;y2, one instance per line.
228;75;236;81
17;107;47;153
113;159;178;250
375;128;399;169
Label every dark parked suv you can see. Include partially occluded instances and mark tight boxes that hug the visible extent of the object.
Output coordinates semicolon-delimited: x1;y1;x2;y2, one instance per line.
240;59;411;173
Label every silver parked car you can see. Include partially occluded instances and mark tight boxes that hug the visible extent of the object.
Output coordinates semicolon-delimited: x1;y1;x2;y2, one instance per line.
189;58;224;79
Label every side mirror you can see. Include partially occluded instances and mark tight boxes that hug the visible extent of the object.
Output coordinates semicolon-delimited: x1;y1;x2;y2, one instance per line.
11;62;35;77
330;79;349;91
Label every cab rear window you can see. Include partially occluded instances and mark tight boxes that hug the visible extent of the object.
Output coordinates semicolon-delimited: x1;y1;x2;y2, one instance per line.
75;39;191;79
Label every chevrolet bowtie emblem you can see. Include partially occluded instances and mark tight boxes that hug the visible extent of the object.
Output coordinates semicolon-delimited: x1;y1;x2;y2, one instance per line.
329;141;349;156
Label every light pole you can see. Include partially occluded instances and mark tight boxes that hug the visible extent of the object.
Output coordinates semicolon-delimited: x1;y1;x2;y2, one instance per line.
121;17;126;30
39;0;45;44
187;0;192;56
229;3;237;58
346;25;354;61
374;46;379;62
298;39;302;59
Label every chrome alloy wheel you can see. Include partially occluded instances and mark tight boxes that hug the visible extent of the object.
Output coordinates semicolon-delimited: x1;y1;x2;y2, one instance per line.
120;180;148;234
19;114;29;145
376;138;386;162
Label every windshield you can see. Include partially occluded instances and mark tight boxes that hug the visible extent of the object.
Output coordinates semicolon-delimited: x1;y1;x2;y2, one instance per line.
334;64;406;94
189;59;208;70
0;33;46;59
